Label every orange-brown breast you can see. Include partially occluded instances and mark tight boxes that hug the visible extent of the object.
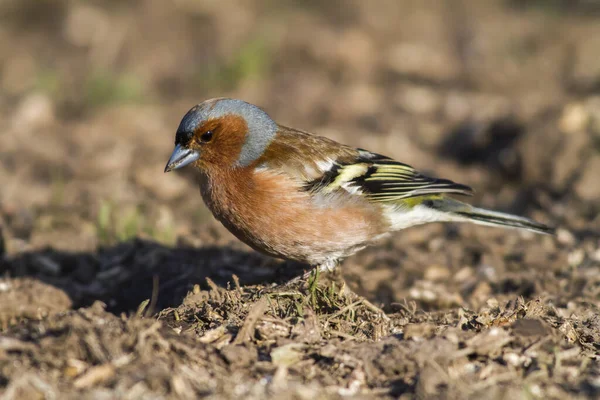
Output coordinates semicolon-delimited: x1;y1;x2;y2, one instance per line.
199;165;389;265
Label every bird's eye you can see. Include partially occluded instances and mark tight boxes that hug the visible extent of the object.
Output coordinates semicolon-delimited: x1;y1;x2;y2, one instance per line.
199;130;213;143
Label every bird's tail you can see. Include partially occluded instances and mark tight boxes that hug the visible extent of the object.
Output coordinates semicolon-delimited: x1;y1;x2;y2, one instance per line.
425;197;555;235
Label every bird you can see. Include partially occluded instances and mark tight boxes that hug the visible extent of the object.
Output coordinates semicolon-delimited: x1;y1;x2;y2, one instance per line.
164;98;554;277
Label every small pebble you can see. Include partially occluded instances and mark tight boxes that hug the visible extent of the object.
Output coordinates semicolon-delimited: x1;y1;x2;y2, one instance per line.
568;249;585;268
424;265;450;281
556;228;576;246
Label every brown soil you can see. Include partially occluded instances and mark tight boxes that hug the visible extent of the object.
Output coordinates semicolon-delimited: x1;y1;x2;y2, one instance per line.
1;1;600;399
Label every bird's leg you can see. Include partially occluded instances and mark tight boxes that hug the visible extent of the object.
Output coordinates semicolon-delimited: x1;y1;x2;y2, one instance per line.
274;259;340;288
312;261;390;321
320;261;389;321
317;259;339;274
302;259;340;283
271;261;390;321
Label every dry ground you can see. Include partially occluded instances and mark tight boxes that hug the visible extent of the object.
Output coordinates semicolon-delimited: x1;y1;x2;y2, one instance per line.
1;1;600;399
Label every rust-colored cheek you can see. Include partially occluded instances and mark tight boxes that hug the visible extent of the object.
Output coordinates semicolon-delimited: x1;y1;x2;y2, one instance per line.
196;115;249;168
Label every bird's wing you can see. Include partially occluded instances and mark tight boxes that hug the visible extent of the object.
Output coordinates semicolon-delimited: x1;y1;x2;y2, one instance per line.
258;126;473;203
257;125;361;181
304;149;474;203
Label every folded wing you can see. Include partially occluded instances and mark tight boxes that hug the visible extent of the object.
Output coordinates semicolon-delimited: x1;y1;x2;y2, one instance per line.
305;150;474;203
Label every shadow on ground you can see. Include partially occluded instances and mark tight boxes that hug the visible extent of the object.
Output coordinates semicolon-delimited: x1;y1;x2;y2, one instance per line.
0;239;310;315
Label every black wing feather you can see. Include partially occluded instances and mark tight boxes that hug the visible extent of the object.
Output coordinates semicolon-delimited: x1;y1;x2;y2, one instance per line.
305;149;474;202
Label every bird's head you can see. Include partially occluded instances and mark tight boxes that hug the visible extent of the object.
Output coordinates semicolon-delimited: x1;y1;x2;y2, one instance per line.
164;98;277;172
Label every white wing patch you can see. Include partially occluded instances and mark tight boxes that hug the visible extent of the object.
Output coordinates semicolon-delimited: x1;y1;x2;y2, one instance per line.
340;181;363;195
301;158;335;180
357;149;380;159
315;158;335;173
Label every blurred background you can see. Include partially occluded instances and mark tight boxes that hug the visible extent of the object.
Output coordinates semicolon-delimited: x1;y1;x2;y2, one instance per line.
0;0;599;306
1;1;600;398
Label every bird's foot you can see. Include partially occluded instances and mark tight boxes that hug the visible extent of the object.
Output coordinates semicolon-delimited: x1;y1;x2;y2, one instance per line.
274;268;318;289
271;260;340;289
263;262;390;321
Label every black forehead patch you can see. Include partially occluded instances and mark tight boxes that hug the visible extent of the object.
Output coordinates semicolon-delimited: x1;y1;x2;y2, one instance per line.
175;106;204;145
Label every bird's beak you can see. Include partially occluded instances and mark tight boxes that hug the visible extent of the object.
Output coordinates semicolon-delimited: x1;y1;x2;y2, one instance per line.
164;144;200;172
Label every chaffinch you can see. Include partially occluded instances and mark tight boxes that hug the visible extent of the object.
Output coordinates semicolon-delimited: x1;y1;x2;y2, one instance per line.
165;98;554;275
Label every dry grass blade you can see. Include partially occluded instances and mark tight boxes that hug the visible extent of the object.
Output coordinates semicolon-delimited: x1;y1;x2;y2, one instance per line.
233;297;268;345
